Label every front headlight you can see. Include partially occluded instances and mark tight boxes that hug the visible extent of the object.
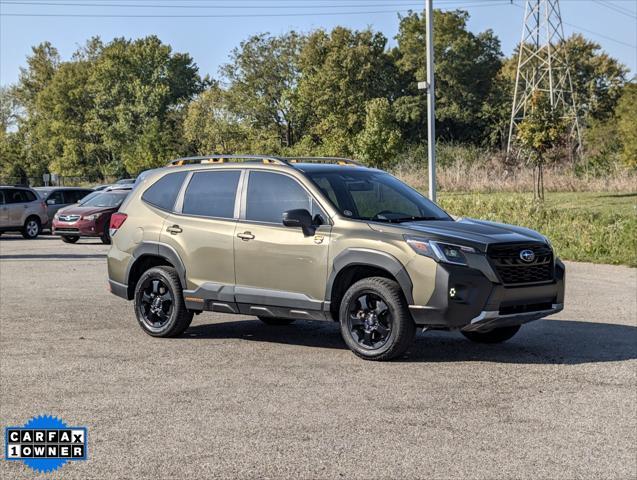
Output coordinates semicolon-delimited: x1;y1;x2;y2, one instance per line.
405;236;476;266
83;213;102;221
54;212;60;219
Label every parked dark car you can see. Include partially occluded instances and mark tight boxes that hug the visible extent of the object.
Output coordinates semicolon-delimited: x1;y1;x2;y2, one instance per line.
34;187;93;230
52;190;128;244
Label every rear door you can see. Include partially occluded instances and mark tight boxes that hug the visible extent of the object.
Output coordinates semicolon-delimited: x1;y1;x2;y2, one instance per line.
159;169;242;293
5;189;29;226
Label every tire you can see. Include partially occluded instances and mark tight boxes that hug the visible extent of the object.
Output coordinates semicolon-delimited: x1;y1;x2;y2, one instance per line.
461;325;521;344
100;227;111;245
339;277;416;361
134;266;193;337
61;236;80;244
21;217;41;239
258;316;296;326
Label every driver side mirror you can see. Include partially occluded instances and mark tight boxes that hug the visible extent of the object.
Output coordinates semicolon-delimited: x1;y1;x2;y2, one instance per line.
282;209;315;236
46;199;56;205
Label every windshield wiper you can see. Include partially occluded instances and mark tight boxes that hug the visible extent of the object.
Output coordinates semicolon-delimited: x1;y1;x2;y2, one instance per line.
392;216;439;223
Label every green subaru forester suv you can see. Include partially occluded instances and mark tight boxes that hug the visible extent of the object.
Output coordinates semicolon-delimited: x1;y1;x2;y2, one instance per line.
107;156;565;361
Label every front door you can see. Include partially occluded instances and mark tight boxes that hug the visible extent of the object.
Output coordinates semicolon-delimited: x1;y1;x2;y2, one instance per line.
234;170;331;312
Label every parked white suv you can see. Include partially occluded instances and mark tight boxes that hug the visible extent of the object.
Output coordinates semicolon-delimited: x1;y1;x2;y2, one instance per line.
0;186;49;239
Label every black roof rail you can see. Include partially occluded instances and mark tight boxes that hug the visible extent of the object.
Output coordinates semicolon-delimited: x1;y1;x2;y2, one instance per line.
284;156;362;166
167;155;289;167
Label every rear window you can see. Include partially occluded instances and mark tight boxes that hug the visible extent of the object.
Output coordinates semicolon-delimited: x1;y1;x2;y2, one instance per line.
142;172;188;211
182;171;241;219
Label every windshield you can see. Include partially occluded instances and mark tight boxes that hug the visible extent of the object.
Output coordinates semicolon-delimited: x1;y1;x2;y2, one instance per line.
78;191;100;204
306;170;451;222
81;192;126;208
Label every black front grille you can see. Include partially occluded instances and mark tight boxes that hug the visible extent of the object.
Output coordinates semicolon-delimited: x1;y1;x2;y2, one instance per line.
488;243;554;285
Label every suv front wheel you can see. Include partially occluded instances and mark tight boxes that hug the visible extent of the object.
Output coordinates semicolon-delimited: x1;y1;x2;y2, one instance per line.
339;277;416;361
134;266;193;337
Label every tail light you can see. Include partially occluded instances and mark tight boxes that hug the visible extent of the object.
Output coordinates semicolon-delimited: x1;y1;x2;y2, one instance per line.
109;212;128;237
41;201;47;210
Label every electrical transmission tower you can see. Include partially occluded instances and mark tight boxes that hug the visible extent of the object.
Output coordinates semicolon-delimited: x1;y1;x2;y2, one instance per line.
507;0;581;154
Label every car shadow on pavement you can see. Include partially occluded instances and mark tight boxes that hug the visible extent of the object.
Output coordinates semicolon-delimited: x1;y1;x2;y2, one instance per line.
183;318;637;365
0;253;106;259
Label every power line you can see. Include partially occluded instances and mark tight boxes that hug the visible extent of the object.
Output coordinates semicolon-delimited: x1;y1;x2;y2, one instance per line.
0;3;509;17
592;0;637;19
509;1;635;49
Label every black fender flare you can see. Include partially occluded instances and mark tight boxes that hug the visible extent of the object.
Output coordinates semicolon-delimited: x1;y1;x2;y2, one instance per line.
325;248;414;305
126;241;187;289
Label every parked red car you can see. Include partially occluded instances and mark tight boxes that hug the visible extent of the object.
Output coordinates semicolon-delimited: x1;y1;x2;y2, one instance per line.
52;191;128;244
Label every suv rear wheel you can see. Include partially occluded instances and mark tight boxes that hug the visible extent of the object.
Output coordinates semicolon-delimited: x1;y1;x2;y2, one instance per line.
461;325;521;344
339;277;415;361
258;317;295;326
134;266;193;337
22;217;41;239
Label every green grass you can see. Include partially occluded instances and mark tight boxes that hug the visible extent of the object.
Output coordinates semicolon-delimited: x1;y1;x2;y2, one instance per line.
435;192;637;267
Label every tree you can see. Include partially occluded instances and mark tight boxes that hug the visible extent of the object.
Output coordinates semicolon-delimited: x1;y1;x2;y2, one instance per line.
394;9;504;145
184;83;249;154
221;32;305;151
615;83;637;169
355;98;402;169
562;34;628;122
297;27;397;155
516;92;567;199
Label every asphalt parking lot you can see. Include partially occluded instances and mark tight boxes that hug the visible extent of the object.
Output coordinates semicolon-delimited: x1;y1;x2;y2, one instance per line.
0;234;635;479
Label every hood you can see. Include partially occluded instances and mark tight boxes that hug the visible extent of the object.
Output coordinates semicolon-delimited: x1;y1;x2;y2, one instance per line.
57;205;117;216
369;218;547;252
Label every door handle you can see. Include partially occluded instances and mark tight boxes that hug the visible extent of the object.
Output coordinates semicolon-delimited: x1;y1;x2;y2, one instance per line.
166;225;182;235
237;231;255;241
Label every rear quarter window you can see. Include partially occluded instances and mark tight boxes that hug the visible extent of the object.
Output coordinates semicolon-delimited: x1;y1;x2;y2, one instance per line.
141;172;188;211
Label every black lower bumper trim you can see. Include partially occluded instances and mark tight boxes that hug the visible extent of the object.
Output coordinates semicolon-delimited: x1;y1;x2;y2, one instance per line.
409;260;565;329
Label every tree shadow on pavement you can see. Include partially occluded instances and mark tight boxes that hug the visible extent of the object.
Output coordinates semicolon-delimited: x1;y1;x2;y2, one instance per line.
183;318;637;365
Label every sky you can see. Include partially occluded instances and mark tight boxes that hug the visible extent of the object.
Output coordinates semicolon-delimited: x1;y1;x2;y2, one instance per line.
0;0;636;87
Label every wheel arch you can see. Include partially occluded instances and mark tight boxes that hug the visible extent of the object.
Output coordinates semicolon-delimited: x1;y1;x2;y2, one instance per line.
326;248;414;320
125;242;187;300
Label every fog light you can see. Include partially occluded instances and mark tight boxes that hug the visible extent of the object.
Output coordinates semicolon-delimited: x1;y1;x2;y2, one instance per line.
449;287;456;298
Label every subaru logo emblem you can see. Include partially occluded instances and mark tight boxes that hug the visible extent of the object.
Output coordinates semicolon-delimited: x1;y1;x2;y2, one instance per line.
519;249;536;263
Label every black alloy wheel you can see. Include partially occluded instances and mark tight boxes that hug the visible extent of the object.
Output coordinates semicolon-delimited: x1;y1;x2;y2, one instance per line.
138;278;174;331
339;277;416;361
134;266;193;337
347;291;392;350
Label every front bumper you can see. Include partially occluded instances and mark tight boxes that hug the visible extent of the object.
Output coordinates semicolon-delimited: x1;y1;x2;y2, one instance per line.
409;259;565;331
52;218;103;237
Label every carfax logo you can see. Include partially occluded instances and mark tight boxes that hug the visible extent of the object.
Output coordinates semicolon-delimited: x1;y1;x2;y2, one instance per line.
4;415;87;474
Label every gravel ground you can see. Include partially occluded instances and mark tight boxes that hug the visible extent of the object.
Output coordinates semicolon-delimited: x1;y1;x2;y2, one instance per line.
1;234;635;479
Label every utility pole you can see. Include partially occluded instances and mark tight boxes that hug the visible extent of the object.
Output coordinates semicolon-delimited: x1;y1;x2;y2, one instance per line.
507;0;581;154
425;0;436;203
418;0;436;203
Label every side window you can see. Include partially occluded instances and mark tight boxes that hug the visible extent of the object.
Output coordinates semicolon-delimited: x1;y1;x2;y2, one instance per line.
48;191;64;205
23;190;37;202
246;171;316;224
142;172;188;211
6;190;29;203
182;171;241;219
0;190;5;204
64;190;82;204
71;190;91;203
